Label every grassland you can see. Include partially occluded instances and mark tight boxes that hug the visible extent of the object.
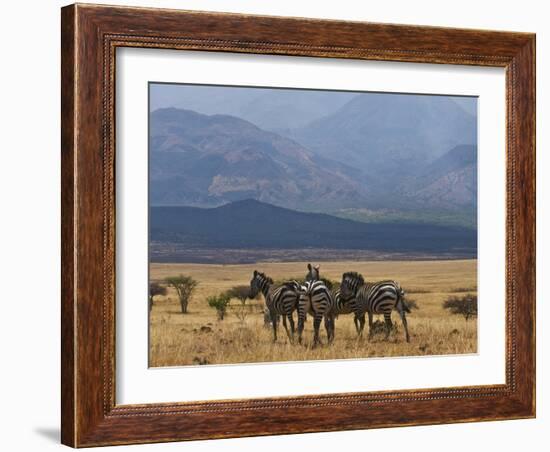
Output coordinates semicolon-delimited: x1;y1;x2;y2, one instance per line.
149;259;477;367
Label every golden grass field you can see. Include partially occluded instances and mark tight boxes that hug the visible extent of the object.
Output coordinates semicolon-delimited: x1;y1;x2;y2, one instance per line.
149;259;477;367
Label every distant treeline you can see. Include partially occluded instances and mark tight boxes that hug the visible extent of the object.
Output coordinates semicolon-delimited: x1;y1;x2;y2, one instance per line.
150;200;477;257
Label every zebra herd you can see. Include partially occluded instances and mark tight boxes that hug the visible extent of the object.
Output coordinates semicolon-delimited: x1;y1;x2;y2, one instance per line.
249;264;411;347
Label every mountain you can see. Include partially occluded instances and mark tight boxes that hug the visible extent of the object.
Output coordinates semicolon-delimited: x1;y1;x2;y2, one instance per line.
149;108;370;210
150;108;374;210
150;199;476;254
401;145;477;210
149;97;478;223
291;92;477;181
228;89;357;132
150;84;356;131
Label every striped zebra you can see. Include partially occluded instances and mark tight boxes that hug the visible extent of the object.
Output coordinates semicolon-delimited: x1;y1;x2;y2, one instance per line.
249;270;300;342
339;272;411;342
297;264;335;346
305;264;360;336
331;288;361;333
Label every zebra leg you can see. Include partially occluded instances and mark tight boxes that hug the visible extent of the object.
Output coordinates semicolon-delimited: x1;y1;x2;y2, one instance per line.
282;314;292;342
398;308;411;343
270;311;278;342
353;316;360;334
356;314;366;338
297;304;306;345
324;315;334;344
367;311;374;340
313;314;323;347
297;293;310;345
288;313;296;343
384;312;392;340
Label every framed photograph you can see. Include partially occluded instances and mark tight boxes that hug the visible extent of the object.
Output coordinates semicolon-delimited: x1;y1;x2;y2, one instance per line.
61;3;535;447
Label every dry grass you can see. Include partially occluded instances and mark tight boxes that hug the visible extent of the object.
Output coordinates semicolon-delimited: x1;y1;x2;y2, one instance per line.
149;259;477;367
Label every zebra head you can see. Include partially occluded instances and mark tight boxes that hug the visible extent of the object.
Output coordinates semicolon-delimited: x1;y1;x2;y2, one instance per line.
306;263;321;282
250;270;272;298
340;271;364;299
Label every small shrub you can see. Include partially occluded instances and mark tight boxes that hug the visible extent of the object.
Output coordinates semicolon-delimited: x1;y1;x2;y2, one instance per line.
370;320;397;335
192;356;210;365
405;298;420;310
207;293;231;320
443;294;478;320
226;285;252;302
226;285;256;322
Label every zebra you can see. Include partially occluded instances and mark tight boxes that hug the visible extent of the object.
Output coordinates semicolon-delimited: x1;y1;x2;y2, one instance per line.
339;272;411;342
331;288;361;333
305;264;359;336
296;264;335;346
306;263;321;282
249;270;300;342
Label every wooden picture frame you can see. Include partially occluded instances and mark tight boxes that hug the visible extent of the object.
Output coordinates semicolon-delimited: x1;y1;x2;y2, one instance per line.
61;3;535;447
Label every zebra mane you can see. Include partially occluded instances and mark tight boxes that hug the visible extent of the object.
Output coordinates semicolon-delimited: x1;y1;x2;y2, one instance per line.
282;280;299;289
254;271;273;285
342;271;364;285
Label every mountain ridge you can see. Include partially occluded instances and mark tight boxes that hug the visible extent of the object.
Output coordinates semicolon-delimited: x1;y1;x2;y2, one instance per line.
292;92;477;180
150;84;356;131
150;108;370;210
149;102;477;224
401;145;477;210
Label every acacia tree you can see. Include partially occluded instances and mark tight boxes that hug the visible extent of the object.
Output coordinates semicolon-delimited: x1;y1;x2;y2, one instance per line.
149;282;167;311
443;294;478;321
226;285;255;322
164;275;198;314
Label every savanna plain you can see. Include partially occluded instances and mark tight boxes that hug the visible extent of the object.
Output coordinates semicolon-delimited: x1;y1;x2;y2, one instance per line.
149;259;477;367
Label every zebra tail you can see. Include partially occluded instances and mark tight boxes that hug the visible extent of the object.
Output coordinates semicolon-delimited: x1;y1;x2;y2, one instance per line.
397;286;410;313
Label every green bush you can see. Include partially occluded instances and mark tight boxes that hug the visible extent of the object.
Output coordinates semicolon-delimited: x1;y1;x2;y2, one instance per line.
208;293;231;320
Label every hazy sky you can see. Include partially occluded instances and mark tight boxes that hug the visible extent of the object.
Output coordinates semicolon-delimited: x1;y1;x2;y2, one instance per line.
149;83;354;112
149;83;477;131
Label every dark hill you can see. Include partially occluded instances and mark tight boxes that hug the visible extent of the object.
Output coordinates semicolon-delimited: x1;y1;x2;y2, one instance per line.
150;200;476;254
